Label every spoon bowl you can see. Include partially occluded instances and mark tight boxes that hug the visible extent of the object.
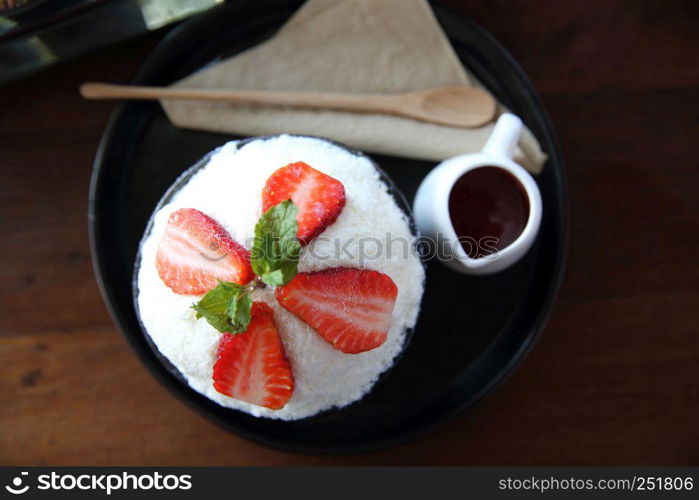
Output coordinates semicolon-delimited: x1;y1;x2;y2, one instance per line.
409;86;498;128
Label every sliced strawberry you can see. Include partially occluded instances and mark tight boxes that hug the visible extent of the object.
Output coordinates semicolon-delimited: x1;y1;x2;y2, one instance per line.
262;161;346;245
156;208;254;295
213;302;294;410
275;268;398;354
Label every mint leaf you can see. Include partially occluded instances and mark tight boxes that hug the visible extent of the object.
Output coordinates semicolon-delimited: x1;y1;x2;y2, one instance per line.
192;281;252;334
251;200;301;286
226;289;252;333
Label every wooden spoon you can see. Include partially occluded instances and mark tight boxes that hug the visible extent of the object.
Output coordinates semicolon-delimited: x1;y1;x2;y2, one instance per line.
80;82;496;128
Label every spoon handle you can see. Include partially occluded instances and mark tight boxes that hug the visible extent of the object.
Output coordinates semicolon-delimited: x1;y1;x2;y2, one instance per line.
81;82;380;107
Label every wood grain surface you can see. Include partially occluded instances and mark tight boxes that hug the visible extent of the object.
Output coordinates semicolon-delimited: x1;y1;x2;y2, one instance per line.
1;0;698;465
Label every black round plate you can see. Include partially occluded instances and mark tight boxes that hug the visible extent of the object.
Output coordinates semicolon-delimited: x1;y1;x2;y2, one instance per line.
89;0;567;454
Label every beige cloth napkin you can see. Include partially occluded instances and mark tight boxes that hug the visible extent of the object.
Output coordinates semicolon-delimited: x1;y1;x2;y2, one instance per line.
161;0;547;173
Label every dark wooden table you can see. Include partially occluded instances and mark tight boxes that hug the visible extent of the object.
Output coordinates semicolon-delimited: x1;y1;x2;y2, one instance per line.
1;1;697;465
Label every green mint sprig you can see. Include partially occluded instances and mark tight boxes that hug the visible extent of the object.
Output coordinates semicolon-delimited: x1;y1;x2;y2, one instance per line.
191;200;300;334
192;281;252;334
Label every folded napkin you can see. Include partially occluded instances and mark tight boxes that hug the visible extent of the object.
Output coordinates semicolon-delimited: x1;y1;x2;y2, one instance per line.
161;0;547;173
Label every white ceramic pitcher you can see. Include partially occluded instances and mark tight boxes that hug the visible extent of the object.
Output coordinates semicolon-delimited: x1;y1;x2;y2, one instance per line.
413;113;542;275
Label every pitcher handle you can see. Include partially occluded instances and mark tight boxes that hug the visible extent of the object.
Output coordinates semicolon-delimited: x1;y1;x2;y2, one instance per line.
482;113;522;160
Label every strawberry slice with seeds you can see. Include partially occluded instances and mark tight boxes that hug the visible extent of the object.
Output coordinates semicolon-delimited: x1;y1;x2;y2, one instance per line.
213;302;294;410
156;208;254;295
262;161;346;244
275;267;398;354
